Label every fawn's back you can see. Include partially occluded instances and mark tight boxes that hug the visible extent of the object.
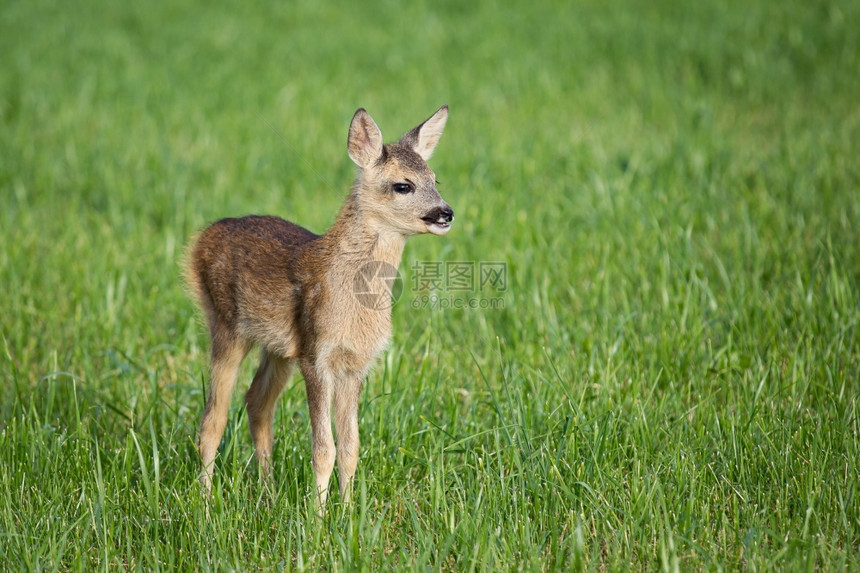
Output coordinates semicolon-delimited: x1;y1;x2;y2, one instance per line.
188;215;319;357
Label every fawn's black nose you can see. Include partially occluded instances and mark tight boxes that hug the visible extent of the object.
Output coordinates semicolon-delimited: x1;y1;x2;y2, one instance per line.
422;206;454;224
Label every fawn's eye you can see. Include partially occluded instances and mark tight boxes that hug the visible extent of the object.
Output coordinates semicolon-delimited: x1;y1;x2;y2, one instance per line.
392;182;414;194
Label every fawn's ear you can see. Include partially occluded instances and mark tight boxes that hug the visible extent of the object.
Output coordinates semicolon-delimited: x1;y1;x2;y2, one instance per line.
348;108;384;168
399;105;448;160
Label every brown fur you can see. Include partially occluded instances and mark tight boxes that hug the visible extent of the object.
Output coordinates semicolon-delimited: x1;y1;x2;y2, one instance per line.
186;106;452;508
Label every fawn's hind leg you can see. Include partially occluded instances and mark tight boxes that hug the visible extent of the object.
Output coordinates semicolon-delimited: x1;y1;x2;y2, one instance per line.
245;350;295;478
199;331;251;491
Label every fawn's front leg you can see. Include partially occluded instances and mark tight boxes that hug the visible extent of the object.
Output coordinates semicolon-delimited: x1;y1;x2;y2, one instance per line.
301;359;335;511
334;376;362;503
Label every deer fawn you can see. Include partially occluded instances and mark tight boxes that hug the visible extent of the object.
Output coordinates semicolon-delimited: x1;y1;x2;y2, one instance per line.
186;106;452;508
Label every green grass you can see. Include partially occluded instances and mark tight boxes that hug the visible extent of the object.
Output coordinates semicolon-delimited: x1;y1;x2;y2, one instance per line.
2;0;859;569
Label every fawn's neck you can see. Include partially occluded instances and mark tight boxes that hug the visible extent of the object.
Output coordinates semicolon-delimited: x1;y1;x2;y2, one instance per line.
325;192;407;269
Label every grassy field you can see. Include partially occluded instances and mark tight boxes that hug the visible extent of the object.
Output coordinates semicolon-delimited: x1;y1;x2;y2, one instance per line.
2;0;859;569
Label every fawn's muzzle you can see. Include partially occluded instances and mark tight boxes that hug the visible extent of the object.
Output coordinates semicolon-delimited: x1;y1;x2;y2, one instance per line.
422;205;454;235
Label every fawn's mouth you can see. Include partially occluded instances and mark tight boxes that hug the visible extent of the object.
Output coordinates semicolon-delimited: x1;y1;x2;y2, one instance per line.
422;207;454;235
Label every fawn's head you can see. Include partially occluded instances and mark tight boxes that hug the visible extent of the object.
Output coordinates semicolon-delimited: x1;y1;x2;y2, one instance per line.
347;106;453;237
